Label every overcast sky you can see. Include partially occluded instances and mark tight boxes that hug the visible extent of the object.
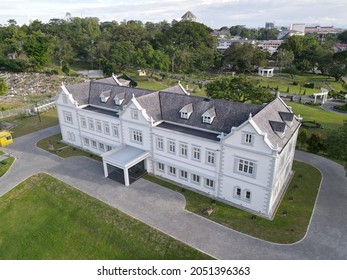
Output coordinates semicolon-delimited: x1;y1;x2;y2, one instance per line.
1;0;346;29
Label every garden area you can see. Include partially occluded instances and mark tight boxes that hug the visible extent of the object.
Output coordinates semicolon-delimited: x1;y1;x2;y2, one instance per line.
0;173;211;259
0;150;14;177
145;160;321;244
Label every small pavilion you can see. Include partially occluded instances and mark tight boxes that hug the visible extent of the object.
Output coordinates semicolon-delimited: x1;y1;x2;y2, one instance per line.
313;88;329;104
258;67;274;77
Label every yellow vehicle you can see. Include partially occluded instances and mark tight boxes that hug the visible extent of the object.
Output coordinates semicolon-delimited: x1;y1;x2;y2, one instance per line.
0;131;13;147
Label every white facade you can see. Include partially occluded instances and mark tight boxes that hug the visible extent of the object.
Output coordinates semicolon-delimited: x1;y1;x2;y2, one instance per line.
56;77;300;219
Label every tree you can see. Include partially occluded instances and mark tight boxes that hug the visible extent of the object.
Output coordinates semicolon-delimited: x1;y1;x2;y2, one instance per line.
337;30;347;44
275;49;294;72
23;31;53;68
297;129;308;149
0;78;8;95
279;35;319;72
223;43;266;73
205;75;273;103
158;20;216;72
325;121;347;161
307;132;325;153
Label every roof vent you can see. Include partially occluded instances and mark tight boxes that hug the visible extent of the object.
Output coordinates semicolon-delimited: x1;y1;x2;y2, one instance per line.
203;98;210;102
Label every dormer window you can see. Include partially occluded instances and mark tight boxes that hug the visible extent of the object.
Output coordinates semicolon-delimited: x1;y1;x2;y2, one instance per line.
202;107;216;124
269;121;286;138
100;90;111;103
279;112;294;128
203;115;212;124
114;96;124;106
181;111;189;119
179;103;193;120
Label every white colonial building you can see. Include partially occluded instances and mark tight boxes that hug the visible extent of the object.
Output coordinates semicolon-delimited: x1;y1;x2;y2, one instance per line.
56;75;300;219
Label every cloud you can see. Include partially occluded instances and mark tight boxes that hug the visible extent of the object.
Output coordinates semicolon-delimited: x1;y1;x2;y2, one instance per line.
0;0;346;28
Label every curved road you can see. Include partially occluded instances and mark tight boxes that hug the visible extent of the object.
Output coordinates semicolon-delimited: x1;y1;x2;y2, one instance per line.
1;125;347;259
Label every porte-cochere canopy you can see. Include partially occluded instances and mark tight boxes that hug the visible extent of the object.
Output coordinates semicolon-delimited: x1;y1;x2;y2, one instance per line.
102;145;150;186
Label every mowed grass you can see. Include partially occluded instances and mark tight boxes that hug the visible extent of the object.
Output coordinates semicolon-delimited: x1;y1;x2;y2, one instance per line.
36;134;102;161
145;161;321;244
4;109;59;138
285;101;347;132
0;173;211;260
0;150;14;177
252;73;345;96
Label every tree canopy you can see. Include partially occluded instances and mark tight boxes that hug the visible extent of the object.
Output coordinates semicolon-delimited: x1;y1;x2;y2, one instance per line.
205;75;274;103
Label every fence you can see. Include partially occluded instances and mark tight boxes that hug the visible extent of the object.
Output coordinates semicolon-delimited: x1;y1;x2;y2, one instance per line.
0;100;55;119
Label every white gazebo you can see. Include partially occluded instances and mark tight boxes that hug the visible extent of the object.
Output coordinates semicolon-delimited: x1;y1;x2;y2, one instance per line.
258;67;274;77
313;88;329;104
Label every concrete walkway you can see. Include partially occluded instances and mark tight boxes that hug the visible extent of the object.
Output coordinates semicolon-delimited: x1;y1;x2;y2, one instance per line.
1;126;347;259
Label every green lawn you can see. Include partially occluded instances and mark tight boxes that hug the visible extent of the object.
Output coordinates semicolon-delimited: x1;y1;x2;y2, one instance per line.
3;109;59;138
252;73;345;96
0;150;14;177
145;161;321;244
36;134;102;161
285;101;347;133
0;173;211;260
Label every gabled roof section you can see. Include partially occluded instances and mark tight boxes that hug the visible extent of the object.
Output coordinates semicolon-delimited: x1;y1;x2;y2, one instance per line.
202;107;216;118
64;82;90;106
100;90;111;103
163;83;188;95
136;92;162;122
251;98;301;151
159;91;263;133
180;103;193;113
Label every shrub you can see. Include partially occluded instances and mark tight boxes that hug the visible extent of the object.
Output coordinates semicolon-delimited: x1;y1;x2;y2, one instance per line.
293;81;299;85
304;82;314;89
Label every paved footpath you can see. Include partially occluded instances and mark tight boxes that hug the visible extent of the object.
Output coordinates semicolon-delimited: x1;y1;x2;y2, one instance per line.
1;126;347;259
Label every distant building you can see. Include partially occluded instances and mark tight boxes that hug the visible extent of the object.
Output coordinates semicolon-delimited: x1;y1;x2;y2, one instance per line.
265;22;275;29
305;26;341;44
181;11;197;22
277;24;305;39
334;44;347;52
257;40;283;55
211;27;231;39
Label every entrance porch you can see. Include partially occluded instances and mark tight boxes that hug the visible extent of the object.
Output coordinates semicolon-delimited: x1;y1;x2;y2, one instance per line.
102;145;150;186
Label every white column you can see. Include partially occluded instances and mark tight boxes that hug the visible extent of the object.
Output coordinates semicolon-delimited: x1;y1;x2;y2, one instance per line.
314;95;317;103
103;161;109;177
124;168;130;186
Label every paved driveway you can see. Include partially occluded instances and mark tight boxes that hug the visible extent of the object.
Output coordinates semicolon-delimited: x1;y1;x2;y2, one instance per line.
1;126;347;259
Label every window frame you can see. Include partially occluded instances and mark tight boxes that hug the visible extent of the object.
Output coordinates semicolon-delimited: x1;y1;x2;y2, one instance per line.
157;162;165;172
192;147;201;161
156;137;164;151
88;118;94;130
96;120;102;133
81;116;87;128
235;158;256;177
131;109;139;119
179;143;188;158
179;170;188;180
131;129;143;144
104;123;110;135
168;139;176;154
206;150;216;166
112;124;119;138
205;178;215;189
168;166;176;176
63;111;73;124
192;174;201;185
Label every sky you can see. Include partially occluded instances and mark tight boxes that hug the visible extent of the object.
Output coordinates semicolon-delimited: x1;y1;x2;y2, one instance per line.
0;0;346;29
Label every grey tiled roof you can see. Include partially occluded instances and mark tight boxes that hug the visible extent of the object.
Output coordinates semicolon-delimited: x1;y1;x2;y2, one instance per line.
65;82;90;106
64;77;300;151
158;91;264;134
252;98;300;151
